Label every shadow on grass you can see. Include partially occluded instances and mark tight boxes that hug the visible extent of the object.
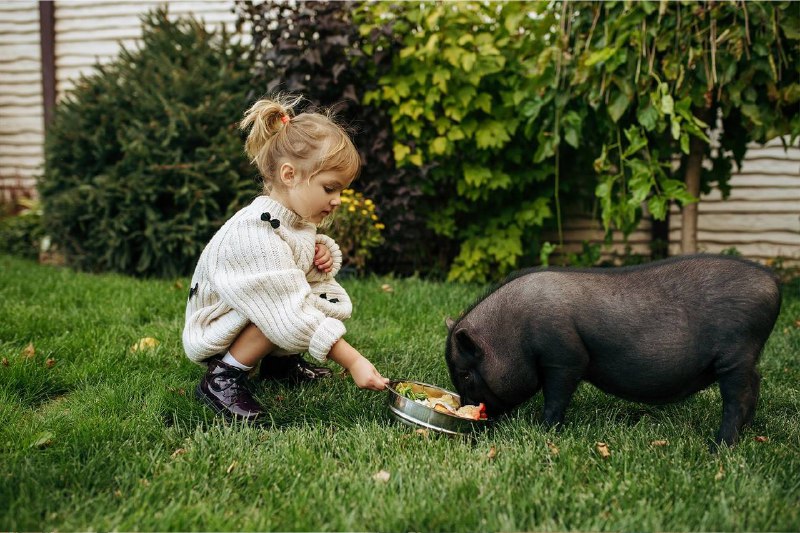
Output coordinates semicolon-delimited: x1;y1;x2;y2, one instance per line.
0;359;72;410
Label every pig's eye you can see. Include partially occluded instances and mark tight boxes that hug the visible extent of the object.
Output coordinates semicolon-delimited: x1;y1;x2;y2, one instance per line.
459;371;471;383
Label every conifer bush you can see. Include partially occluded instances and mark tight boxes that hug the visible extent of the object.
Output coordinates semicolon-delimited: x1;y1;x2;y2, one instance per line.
39;10;254;277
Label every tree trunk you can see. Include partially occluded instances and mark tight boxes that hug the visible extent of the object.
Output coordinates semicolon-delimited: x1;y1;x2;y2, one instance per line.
650;207;670;260
681;131;706;255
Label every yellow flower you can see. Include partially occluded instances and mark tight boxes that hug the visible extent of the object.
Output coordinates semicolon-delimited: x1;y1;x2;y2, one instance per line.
348;206;356;212
371;214;378;221
375;223;385;230
365;199;373;206
361;209;368;216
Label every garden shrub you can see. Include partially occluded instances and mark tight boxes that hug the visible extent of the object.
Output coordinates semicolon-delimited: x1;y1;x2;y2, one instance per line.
326;189;384;272
358;2;568;282
0;197;44;261
358;1;799;282
235;0;452;276
39;9;255;277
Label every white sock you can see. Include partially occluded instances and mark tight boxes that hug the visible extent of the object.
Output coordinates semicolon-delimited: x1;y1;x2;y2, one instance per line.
222;351;253;371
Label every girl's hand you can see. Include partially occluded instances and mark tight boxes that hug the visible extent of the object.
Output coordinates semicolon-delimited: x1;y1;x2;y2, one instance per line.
349;356;390;391
327;338;388;391
314;243;333;273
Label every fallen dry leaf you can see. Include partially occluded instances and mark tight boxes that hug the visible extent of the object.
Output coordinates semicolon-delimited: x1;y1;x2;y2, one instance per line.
174;279;185;290
171;448;187;459
414;428;429;437
381;283;394;293
114;490;123;498
45;358;56;368
226;461;238;474
596;442;611;459
651;440;669;447
130;337;159;352
2;357;8;367
22;342;35;358
754;435;769;443
372;470;391;482
487;446;497;460
714;463;725;481
794;319;800;328
546;441;559;456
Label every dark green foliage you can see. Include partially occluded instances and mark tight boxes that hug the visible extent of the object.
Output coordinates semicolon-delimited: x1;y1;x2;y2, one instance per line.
235;1;451;275
38;9;255;277
358;1;800;281
0;200;43;261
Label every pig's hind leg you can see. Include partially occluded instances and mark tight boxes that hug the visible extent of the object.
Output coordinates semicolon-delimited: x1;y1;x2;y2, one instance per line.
714;361;761;448
743;370;761;427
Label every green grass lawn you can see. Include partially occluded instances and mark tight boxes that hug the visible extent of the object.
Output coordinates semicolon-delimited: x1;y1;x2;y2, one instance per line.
1;253;799;531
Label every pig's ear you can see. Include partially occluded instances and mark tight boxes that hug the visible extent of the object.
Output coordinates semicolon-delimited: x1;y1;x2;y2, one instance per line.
445;316;455;330
454;328;480;358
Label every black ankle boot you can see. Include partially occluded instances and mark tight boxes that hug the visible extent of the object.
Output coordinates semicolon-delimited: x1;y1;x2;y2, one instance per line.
196;357;265;422
259;354;333;383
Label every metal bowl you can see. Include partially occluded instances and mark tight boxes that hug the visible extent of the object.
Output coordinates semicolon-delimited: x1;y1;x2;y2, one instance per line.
386;380;492;435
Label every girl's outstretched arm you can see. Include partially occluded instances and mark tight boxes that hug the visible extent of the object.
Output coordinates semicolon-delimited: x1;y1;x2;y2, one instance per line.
328;338;389;391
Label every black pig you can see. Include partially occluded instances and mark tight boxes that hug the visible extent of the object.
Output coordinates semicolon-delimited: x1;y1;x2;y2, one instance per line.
445;255;781;447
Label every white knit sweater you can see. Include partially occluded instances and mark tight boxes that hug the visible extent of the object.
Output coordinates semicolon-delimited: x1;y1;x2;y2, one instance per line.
183;196;352;364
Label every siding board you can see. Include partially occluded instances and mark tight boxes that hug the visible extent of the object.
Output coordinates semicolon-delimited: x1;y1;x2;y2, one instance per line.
53;1;242;100
0;1;42;200
553;139;800;265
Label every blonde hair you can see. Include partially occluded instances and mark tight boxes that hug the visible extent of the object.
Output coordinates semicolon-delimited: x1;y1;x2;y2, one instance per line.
239;94;361;191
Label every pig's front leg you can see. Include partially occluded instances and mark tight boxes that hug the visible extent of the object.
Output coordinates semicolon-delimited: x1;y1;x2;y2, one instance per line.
540;366;584;428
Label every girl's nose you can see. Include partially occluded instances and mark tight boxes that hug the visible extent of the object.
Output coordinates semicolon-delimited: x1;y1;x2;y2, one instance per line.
330;195;341;206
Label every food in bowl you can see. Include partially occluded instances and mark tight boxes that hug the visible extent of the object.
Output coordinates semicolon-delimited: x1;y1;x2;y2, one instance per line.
395;381;487;420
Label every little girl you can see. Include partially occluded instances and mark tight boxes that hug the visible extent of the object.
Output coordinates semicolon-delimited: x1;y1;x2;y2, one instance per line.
183;95;389;422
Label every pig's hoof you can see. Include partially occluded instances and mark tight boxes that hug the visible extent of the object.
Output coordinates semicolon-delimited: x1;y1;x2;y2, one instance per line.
708;437;735;454
540;419;564;433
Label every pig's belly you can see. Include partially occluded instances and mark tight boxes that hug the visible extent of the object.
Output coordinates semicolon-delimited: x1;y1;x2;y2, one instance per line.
585;356;717;404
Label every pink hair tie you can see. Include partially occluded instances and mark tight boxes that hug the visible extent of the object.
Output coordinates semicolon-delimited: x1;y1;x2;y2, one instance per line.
281;115;290;124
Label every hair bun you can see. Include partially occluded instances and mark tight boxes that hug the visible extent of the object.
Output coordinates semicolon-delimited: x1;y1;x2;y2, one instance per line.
240;95;301;160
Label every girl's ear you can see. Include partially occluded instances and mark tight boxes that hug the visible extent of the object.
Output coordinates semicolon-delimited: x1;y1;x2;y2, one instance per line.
279;163;296;187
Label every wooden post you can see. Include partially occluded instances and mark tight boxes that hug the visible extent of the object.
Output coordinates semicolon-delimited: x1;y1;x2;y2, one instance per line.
681;114;708;255
39;1;56;129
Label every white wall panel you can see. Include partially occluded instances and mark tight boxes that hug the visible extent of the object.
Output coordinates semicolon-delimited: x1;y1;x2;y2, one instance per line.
53;1;242;100
0;1;43;200
668;137;800;264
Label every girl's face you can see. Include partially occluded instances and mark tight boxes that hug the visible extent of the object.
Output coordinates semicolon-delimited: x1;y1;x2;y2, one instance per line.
282;168;352;225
